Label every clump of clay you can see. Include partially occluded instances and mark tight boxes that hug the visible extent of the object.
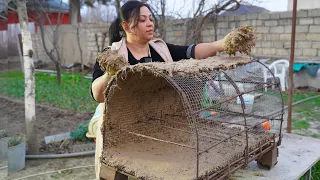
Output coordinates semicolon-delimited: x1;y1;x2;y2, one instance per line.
97;49;129;74
224;25;256;56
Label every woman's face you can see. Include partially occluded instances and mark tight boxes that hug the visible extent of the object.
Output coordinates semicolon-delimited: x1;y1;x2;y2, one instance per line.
127;6;154;42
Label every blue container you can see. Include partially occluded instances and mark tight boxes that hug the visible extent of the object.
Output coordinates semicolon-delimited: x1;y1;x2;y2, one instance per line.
8;141;25;172
0;137;9;160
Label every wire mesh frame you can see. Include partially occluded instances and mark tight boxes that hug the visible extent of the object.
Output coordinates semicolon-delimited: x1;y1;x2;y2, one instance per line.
162;60;284;179
102;60;285;180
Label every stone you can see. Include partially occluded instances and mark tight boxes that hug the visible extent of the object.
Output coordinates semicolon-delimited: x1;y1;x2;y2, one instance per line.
239;21;251;26
270;13;280;20
270;26;285;33
303;49;317;56
251;20;263;26
314;18;320;24
297;10;308;18
299;18;314;25
228;16;235;21
276;49;289;56
273;42;284;48
217;22;229;28
308;9;320;17
296;34;307;40
312;42;320;48
258;13;270;20
265;20;278;26
294;49;303;56
280;12;292;18
297;41;312;48
256;27;270;33
263;48;276;55
234;15;246;21
307;34;320;41
310;26;320;33
247;13;258;20
265;34;280;41
279;19;292;25
262;41;272;48
255;41;262;48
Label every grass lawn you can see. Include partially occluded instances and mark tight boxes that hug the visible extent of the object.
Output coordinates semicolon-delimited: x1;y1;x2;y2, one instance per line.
0;71;97;112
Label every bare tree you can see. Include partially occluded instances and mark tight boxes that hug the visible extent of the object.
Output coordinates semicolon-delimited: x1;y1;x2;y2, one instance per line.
185;0;262;44
16;0;38;154
34;0;64;85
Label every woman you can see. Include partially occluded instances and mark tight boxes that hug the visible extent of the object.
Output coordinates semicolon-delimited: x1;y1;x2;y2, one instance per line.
90;1;229;179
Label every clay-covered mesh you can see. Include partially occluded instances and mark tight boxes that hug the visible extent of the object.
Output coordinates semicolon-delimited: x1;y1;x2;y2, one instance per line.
100;56;283;179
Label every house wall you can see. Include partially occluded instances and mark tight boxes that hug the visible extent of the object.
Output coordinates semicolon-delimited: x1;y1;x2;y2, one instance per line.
288;0;320;11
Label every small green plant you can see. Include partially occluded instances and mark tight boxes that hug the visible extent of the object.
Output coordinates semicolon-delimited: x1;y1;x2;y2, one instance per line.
70;120;90;142
8;134;25;148
0;129;7;139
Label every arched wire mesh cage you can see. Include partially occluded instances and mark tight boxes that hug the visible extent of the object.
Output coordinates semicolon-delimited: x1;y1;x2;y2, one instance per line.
101;56;284;180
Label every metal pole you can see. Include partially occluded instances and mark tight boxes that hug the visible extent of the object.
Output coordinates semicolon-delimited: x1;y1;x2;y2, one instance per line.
287;0;298;133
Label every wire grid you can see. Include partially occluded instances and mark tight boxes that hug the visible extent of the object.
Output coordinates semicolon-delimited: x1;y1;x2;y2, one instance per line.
168;61;283;152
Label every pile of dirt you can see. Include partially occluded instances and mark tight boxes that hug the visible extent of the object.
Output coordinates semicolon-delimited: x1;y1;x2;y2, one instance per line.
0;95;92;154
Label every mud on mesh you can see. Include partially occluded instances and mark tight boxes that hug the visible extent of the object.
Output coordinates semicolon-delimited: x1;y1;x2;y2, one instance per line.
101;56;284;180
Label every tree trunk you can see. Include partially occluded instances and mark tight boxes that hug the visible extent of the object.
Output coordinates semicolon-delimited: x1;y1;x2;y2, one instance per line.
16;0;38;154
77;24;84;87
69;0;81;25
54;61;62;85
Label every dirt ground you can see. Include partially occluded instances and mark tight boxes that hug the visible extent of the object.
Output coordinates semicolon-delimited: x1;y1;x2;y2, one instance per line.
0;95;96;180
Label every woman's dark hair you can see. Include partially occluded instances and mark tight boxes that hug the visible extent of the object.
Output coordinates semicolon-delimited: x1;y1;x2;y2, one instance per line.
109;1;152;45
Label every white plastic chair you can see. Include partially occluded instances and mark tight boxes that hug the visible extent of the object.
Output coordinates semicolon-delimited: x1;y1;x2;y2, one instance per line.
263;59;289;92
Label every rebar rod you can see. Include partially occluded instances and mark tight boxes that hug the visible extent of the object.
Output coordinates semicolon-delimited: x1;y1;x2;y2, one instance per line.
119;129;196;149
191;83;276;115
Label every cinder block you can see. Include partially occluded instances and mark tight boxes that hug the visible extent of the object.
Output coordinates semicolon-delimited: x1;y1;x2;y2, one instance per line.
303;49;317;56
314;18;320;24
247;13;258;20
280;12;292;18
217;22;229;28
276;49;289;56
251;20;263;26
299;18;314;25
307;33;320;41
256;27;270;33
239;21;251;26
234;15;246;21
273;42;284;48
263;48;276;55
310;26;320;33
285;26;309;33
265;34;280;41
262;41;272;48
297;10;308;18
308;9;320;17
312;42;320;48
270;26;285;33
279;19;292;25
297;41;312;48
294;49;303;56
265;20;278;26
270;13;280;20
258;13;270;20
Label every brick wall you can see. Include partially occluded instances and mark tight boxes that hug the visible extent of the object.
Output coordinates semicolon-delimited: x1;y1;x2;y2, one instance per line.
32;9;320;66
167;9;320;61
